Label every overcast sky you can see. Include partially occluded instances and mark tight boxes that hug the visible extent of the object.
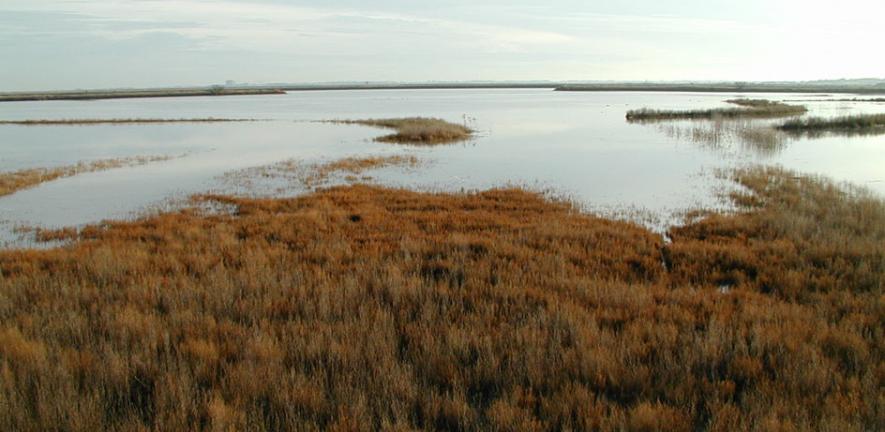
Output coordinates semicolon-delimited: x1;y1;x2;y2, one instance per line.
2;0;883;91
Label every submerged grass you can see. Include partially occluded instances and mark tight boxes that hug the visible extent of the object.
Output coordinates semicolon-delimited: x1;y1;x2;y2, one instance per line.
0;165;881;430
305;155;420;185
0;156;174;197
334;117;473;144
657;120;789;156
0;118;256;126
776;113;885;133
626;99;807;122
222;155;421;193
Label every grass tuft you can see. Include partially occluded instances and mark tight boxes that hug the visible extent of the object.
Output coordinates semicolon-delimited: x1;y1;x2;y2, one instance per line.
332;117;473;144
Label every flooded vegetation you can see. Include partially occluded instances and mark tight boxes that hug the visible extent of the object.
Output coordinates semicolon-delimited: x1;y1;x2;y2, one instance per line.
0;156;174;197
223;155;422;192
628;98;885;159
0;166;881;430
655;120;789;156
626;99;807;122
332;117;474;144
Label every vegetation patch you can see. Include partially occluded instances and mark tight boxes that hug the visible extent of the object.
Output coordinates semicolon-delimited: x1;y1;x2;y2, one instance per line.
626;99;807;122
0;166;881;430
0;156;174;197
775;113;885;133
333;117;473;144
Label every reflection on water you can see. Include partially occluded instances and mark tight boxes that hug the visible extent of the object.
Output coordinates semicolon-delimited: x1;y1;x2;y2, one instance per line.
1;90;884;247
781;128;885;139
640;113;885;159
653;119;789;157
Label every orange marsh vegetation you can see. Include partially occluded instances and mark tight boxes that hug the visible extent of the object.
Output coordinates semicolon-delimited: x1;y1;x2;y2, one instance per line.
0;167;881;431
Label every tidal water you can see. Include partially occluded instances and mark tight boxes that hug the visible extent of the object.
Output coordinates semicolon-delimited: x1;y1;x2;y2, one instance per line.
1;89;883;246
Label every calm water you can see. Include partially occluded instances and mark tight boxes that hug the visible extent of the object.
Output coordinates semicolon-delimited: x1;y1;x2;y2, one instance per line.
1;89;883;246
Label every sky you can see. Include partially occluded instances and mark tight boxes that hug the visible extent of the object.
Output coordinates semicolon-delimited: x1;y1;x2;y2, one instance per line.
2;0;884;91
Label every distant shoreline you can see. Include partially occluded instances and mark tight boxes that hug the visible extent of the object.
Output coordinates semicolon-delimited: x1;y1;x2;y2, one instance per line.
0;88;286;102
554;84;885;94
0;85;561;102
3;82;885;102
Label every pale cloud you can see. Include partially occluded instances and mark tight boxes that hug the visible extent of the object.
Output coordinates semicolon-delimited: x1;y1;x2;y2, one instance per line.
0;0;883;90
5;0;574;52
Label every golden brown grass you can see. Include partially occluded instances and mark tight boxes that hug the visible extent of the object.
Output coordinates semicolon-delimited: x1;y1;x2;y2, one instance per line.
666;166;885;299
626;99;807;122
0;118;255;126
0;156;174;197
0;165;881;430
333;118;473;144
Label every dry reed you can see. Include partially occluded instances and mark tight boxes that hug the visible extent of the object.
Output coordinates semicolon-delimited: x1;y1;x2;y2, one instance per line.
0;166;881;430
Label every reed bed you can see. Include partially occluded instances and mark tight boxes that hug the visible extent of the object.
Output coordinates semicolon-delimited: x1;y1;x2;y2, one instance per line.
0;165;881;430
626;99;807;122
776;113;885;133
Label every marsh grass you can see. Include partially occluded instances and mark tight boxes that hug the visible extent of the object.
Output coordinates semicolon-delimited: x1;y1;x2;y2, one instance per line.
0;118;257;126
0;156;175;197
333;117;474;144
776;113;885;134
0;166;881;430
626;99;807;122
667;166;885;298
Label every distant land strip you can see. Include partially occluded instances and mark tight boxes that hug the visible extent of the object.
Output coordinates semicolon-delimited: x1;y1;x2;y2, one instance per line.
0;118;258;125
555;84;885;94
0;84;559;102
4;82;885;102
0;88;286;102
